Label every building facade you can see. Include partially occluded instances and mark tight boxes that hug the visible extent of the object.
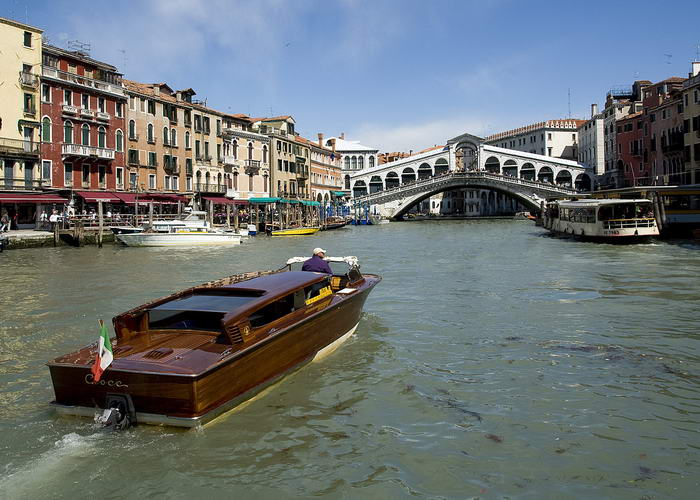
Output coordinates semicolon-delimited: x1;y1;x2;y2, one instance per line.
577;104;605;180
301;134;342;204
0;17;43;193
220;114;270;200
682;62;700;185
484;119;586;160
323;134;379;193
40;44;126;196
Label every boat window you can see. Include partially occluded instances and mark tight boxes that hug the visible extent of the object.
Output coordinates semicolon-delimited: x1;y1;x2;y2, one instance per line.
149;310;224;332
249;294;296;328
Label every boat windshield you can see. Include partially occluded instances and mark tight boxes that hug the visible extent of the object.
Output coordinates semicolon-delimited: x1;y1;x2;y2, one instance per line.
148;294;257;331
597;202;653;221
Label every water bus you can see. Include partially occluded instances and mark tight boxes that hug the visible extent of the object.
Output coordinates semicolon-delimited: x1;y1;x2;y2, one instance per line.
47;257;380;428
543;199;659;242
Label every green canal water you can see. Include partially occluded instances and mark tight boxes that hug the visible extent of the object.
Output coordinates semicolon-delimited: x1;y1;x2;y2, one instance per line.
1;221;699;499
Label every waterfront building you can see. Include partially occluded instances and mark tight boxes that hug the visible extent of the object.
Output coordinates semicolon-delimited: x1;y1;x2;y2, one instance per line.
484;119;586;160
0;17;44;224
123;81;191;197
250;116;309;199
682;62;700;185
297;134;343;204
322;134;379;195
219;113;270;200
617;77;685;187
40;43;127;200
577;104;605;181
599;81;648;188
647;78;686;185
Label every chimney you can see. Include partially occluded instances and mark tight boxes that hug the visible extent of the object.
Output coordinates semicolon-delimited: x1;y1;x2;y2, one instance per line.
318;132;324;146
591;103;598;117
329;138;336;152
176;91;182;102
692;61;700;78
339;132;345;140
153;85;160;96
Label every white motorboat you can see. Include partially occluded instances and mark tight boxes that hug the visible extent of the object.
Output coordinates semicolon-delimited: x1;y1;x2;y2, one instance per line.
148;210;211;232
116;227;242;247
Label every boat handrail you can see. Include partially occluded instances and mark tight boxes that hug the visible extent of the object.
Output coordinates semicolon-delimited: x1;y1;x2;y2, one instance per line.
286;256;359;268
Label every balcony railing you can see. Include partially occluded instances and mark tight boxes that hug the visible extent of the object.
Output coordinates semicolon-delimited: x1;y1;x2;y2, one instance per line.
24;106;36;116
222;155;238;166
19;71;38;88
129;133;139;141
194;182;226;193
164;163;180;174
0;178;44;190
42;65;125;97
62;143;115;160
147;136;156;145
195;155;212;165
62;104;78;115
80;109;95;119
96;111;110;121
245;159;261;169
0;136;40;155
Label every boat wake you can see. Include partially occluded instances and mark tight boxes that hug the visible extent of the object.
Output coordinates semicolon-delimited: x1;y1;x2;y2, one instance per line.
0;432;101;497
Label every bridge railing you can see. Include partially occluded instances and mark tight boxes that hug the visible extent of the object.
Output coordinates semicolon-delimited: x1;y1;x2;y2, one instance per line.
352;170;580;203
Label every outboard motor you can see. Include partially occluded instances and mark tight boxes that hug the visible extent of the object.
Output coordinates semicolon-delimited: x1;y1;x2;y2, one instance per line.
96;394;136;430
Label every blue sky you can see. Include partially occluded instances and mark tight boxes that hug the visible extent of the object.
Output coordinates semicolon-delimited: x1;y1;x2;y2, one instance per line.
5;0;700;152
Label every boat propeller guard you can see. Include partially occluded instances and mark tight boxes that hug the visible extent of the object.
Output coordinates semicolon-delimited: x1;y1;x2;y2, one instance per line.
95;394;136;430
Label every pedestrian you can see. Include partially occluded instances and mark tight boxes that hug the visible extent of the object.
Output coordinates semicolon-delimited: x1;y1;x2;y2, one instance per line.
302;247;333;274
0;210;9;232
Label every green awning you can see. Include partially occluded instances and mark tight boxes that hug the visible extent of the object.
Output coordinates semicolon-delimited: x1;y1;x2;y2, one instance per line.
332;191;346;196
305;200;321;206
248;197;280;203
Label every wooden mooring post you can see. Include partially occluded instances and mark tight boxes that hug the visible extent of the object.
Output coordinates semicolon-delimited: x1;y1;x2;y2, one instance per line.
97;201;104;248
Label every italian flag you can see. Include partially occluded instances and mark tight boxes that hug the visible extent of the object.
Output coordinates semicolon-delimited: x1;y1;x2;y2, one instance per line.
91;320;113;382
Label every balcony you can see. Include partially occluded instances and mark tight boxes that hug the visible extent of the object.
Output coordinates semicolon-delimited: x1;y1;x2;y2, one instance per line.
62;104;78;115
96;111;110;121
41;65;125;97
62;143;115;160
0;177;43;190
184;118;192;128
19;71;38;88
194;182;226;193
222;155;238;166
129;134;140;142
23;105;36;117
80;108;95;119
164;164;181;175
195;155;212;165
0;136;40;156
147;136;156;145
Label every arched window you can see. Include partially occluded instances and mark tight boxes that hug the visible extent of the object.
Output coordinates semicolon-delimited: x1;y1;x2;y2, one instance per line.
369;156;375;168
344;157;350;169
171;128;177;146
248;171;254;191
128;120;135;139
147;123;154;142
358;156;364;169
351;156;357;169
248;142;253;160
232;140;238;159
98;126;106;148
233;172;238;190
163;126;169;145
115;130;123;152
81;123;90;146
42;117;51;142
64;120;73;143
185;131;190;149
262;145;268;163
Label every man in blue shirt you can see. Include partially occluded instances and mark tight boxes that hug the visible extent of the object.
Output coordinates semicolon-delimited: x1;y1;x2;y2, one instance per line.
302;247;333;274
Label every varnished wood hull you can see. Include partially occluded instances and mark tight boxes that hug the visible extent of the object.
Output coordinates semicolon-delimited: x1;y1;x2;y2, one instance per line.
48;280;376;427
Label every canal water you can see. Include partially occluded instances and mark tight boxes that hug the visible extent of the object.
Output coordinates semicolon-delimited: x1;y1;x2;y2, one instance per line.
1;220;699;499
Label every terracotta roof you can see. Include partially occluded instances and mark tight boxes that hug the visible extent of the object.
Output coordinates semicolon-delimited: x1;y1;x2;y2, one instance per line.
295;135;335;153
413;145;444;155
248;116;294;123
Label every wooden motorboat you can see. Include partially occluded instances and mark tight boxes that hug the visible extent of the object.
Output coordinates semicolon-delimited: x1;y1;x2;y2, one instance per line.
270;227;320;236
47;257;380;428
321;217;348;231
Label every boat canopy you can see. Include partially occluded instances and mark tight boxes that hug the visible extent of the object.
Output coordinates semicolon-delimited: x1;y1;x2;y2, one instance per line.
286;256;359;268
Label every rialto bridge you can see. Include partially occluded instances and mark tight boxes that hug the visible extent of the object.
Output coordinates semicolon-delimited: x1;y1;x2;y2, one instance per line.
349;132;593;217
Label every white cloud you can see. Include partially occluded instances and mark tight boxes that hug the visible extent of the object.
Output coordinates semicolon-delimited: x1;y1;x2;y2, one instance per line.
351;116;492;153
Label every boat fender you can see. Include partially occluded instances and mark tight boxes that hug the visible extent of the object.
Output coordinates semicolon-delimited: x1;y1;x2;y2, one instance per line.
96;393;136;430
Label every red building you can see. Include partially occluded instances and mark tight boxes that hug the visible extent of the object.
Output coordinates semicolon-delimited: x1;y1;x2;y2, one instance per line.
40;44;126;203
616;112;646;186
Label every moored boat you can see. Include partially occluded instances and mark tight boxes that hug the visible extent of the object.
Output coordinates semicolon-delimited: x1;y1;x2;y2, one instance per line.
115;228;242;247
543;198;659;242
270;227;320;236
47;256;380;428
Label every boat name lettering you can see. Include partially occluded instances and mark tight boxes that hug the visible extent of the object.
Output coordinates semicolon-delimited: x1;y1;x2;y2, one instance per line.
84;373;129;388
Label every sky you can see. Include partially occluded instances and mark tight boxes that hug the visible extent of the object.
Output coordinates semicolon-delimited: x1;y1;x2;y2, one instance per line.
5;0;700;152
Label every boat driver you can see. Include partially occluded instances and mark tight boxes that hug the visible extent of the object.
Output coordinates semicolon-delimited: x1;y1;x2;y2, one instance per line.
302;247;333;274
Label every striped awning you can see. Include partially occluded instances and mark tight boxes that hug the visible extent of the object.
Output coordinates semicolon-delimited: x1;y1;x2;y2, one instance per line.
0;193;68;203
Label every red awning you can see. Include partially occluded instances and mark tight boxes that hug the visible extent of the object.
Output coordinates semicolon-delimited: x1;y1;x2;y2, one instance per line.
112;192;142;204
0;193;68;203
148;194;189;204
203;196;248;205
76;191;121;203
